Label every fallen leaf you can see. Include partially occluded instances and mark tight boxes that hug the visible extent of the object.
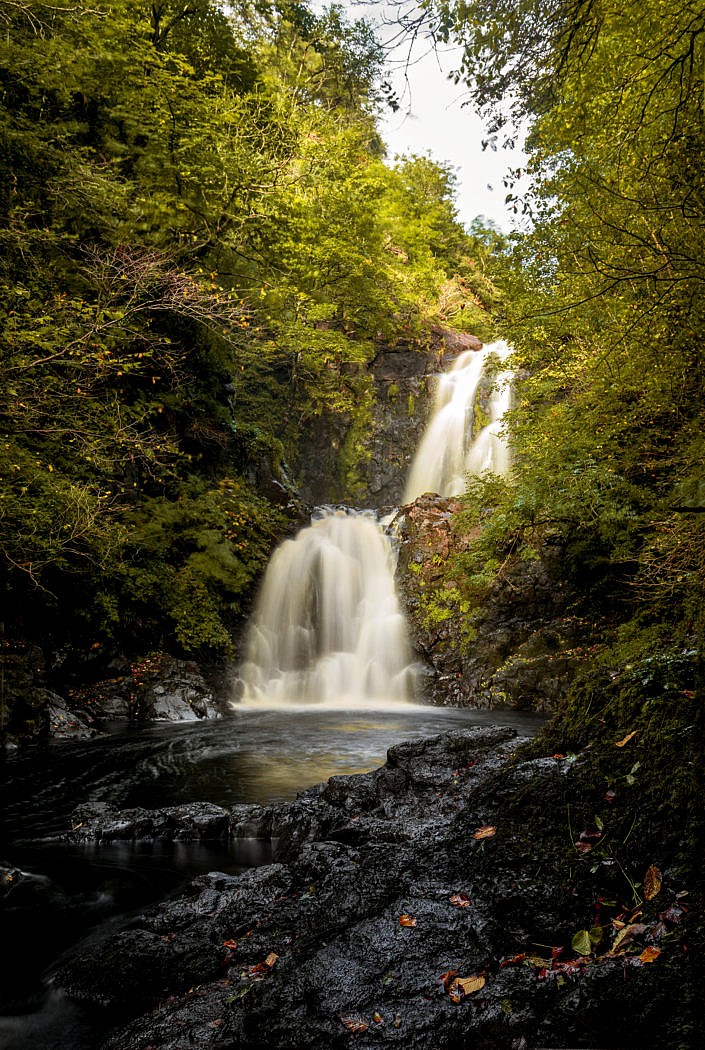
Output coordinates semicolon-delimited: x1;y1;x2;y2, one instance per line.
222;939;238;951
450;893;472;908
473;825;497;840
439;970;458;990
372;1011;383;1024
246;953;279;978
659;905;686;925
639;946;662;964
611;923;647;954
340;1014;369;1034
574;828;602;853
399;914;417;927
615;730;637;748
643;865;662;901
448;974;486;1002
552;753;566;759
499;953;526;968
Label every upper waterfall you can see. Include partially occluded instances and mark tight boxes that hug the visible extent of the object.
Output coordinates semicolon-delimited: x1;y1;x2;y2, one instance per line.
403;339;512;502
238;509;417;706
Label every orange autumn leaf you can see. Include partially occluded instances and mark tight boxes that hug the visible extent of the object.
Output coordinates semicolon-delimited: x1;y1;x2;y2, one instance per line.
246;952;279;977
615;730;638;748
399;914;417;927
448;974;486;1002
450;893;472;908
222;939;238;951
643;865;662;901
639;946;662;964
473;825;497;840
439;970;458;990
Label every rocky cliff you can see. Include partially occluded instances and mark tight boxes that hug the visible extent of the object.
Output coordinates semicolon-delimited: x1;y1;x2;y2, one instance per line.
394;494;593;712
294;327;482;510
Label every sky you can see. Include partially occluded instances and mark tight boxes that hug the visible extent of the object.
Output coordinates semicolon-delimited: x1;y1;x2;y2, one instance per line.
352;4;528;232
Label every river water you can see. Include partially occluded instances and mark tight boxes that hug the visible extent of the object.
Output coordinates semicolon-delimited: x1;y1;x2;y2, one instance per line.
0;704;543;1047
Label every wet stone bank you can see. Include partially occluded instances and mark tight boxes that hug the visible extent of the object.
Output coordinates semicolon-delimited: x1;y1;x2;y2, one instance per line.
52;727;694;1049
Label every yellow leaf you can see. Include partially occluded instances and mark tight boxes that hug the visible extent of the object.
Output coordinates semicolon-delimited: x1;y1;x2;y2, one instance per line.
615;731;637;747
639;946;661;964
449;975;486;1002
643;865;662;901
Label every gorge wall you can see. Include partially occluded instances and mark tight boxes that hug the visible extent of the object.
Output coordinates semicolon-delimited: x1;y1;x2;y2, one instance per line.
293;326;481;509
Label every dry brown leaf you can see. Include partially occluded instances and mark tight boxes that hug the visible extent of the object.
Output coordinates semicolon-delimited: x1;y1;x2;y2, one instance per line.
341;1014;369;1034
222;939;238;950
643;865;662;901
449;893;472;908
639;946;662;964
439;970;458;990
611;923;647;954
473;825;497;840
615;730;638;748
399;914;417;927
246;952;279;978
448;974;486;1002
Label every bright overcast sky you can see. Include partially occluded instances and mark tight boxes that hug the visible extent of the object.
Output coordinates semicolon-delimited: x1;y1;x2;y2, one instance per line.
379;43;526;232
334;2;527;232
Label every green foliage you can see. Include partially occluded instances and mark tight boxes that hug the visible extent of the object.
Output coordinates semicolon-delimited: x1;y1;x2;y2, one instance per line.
418;0;705;655
0;0;501;664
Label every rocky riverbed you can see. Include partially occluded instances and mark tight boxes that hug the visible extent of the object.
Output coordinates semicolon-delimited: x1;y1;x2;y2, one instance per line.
47;726;695;1049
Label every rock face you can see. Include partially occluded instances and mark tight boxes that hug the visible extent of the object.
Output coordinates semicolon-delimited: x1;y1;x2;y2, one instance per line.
68;654;223;724
2;650;223;749
294;327;483;510
395;495;586;711
53;728;692;1049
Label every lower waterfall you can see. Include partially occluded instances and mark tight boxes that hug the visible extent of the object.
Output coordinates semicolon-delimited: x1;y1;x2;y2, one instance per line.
238;510;417;706
403;339;512;502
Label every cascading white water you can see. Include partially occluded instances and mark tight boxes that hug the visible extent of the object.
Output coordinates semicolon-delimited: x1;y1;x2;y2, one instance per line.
238;509;417;706
403;339;512;502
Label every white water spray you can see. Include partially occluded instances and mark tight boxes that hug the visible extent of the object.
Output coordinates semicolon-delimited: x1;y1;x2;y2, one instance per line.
403;340;512;502
238;510;417;706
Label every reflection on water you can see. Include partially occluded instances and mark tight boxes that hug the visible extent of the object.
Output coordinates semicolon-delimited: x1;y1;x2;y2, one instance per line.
1;704;545;842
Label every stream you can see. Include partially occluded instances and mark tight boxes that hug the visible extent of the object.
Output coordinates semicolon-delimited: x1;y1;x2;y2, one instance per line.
0;703;543;1048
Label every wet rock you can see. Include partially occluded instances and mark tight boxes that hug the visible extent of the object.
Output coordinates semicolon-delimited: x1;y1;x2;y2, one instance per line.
395;494;589;711
47;692;98;740
68;802;232;843
294;327;483;510
53;726;690;1049
69;654;223;724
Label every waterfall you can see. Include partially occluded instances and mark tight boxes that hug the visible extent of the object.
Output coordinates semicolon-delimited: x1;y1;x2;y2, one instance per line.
403;339;512;502
238;509;417;706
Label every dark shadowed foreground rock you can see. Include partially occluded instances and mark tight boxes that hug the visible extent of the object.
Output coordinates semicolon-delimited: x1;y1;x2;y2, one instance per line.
55;728;694;1049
